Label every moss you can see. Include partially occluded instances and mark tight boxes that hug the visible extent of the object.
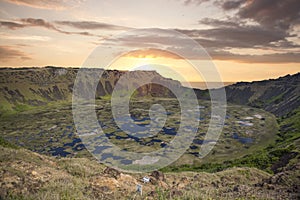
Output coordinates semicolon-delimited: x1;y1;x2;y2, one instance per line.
0;136;19;149
14;104;32;112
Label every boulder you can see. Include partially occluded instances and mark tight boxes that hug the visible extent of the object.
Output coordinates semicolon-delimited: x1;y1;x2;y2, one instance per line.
150;170;165;181
103;167;121;179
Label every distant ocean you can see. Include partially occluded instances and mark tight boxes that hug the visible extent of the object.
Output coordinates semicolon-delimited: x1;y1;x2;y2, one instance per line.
181;82;235;90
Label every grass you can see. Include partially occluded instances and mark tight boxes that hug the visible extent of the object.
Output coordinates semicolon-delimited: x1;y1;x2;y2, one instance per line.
0;140;297;199
1;67;299;199
162;107;300;174
0;98;280;174
0;136;19;149
0;142;104;200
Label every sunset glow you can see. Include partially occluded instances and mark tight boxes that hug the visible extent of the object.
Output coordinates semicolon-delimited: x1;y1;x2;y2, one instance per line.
0;0;299;82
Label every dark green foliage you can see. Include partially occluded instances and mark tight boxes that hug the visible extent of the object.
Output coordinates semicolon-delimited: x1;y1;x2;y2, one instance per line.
0;136;18;149
162;106;300;174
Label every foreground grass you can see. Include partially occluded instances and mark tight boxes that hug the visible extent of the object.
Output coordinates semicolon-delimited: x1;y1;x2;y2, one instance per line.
162;107;300;174
1;139;298;200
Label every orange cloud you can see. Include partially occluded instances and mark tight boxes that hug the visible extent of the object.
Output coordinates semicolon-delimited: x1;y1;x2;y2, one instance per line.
124;48;184;60
3;0;85;10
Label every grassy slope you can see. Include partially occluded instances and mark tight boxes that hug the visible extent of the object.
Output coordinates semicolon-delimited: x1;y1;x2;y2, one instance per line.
0;106;298;199
1;138;297;200
0;69;299;199
162;106;300;174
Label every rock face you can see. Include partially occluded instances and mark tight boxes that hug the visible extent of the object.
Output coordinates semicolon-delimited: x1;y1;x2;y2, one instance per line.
226;73;300;116
195;73;300;116
0;67;182;113
2;67;298;117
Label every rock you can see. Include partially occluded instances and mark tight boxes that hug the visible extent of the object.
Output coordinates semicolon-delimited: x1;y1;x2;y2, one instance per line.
211;181;219;188
98;186;110;193
150;170;165;181
31;171;38;176
103;167;121;179
193;174;200;180
171;189;183;197
148;190;156;197
91;177;119;192
233;185;239;192
181;177;188;182
117;174;138;192
233;185;250;193
267;184;275;190
220;73;300;117
177;182;186;189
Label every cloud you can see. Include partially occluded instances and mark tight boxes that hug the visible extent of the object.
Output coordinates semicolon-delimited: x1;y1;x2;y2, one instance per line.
221;0;246;10
0;18;130;37
183;0;299;33
181;0;210;6
0;18;100;37
19;18;68;34
104;30;180;48
55;21;131;30
176;20;300;63
195;15;300;50
124;48;183;59
210;50;300;63
0;33;51;41
199;17;242;28
190;0;300;62
177;24;288;49
2;0;86;10
105;28;300;63
0;21;25;29
0;18;68;33
237;0;300;31
94;14;299;63
0;45;31;61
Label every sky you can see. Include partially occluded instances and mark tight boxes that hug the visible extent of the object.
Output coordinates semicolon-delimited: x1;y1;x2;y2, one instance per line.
0;0;299;82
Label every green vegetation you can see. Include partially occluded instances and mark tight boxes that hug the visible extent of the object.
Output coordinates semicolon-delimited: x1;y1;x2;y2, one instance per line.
0;68;299;199
1;144;295;200
162;150;275;173
0;99;278;169
14;103;33;112
0;136;18;149
162;107;300;174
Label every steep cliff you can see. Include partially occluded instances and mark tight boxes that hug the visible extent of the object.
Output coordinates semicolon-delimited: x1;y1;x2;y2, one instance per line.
226;73;300;116
1;67;299;117
0;67;181;113
195;73;300;117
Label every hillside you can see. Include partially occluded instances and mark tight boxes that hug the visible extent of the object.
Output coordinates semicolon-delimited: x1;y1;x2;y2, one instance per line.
175;73;300;176
2;67;299;117
0;67;181;114
0;139;298;200
0;67;299;199
194;73;300;117
226;73;300;116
